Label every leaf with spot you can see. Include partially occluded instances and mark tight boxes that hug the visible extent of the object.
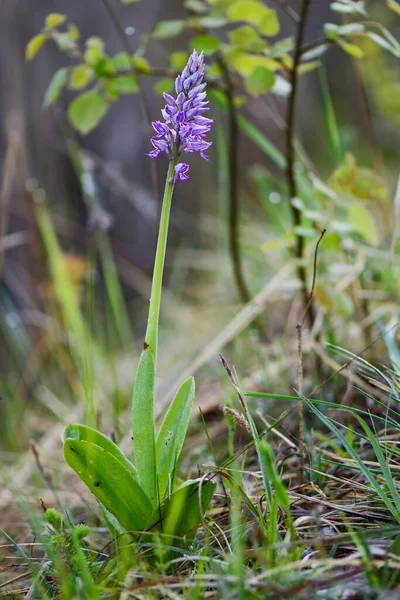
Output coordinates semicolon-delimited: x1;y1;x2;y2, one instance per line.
63;439;152;531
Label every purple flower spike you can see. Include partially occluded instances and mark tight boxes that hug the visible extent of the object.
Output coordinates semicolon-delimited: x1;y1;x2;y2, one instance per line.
148;49;212;181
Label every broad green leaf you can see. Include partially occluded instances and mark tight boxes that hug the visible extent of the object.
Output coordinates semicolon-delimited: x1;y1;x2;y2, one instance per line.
156;377;195;501
324;23;339;41
84;37;105;65
245;65;275;96
338;40;364;58
62;424;137;478
149;478;216;542
170;51;188;70
259;9;279;36
104;74;138;97
388;0;400;15
227;1;269;26
271;36;294;57
64;439;152;531
189;35;220;55
228;51;279;76
154;78;174;95
68;91;109;135
132;347;157;506
45;13;66;29
26;34;46;61
330;1;366;16
229;25;266;52
43;67;68;107
153;20;184;39
70;65;93;90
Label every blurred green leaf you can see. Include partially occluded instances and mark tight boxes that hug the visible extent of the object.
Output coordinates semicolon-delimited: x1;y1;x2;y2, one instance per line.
367;32;400;57
271;36;294;57
245;65;275;96
259;9;280;36
190;34;220;55
43;67;68;107
110;52;130;71
63;439;152;531
388;0;400;15
330;1;366;16
104;74;138;96
132;54;151;73
184;0;208;13
153;20;184;39
156;377;195;501
227;50;279;76
68;24;80;41
198;16;227;28
70;65;93;90
348;202;379;246
229;25;266;52
26;34;46;61
45;13;66;29
331;154;386;202
227;1;269;26
338;40;364;58
121;0;141;3
298;61;320;74
324;23;339;41
68;91;109;135
84;37;105;65
170;51;188;70
154;78;175;95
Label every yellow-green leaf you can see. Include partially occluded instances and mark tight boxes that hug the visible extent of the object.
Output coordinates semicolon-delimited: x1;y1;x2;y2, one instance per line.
84;37;105;65
229;51;279;76
104;74;138;96
245;65;275;96
45;13;66;30
43;67;68;107
26;34;46;61
227;1;269;26
338;40;364;58
68;91;109;135
154;78;174;95
259;9;280;36
132;54;150;73
70;65;93;90
388;0;400;15
229;25;266;52
170;51;188;70
348;202;379;246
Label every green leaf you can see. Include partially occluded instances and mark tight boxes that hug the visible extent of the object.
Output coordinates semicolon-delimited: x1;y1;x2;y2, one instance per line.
245;65;275;96
121;0;141;3
104;74;138;97
184;0;208;13
68;91;109;135
62;424;137;479
43;67;68;107
338;39;364;58
84;37;105;65
153;20;184;39
110;52;130;71
132;347;157;506
367;32;400;57
154;78;175;95
229;25;266;52
227;1;269;26
348;202;379;246
388;0;400;15
227;50;279;76
259;9;280;36
68;25;80;41
149;478;216;542
330;1;366;16
324;23;339;41
26;34;46;61
170;51;188;70
189;34;220;55
132;55;151;73
45;13;66;29
64;439;152;531
70;65;93;90
156;377;195;501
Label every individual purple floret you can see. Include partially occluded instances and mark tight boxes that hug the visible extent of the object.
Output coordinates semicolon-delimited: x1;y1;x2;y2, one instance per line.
148;49;212;182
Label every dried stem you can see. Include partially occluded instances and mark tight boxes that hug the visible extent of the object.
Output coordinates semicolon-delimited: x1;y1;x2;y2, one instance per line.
296;229;325;484
219;56;251;305
285;0;313;325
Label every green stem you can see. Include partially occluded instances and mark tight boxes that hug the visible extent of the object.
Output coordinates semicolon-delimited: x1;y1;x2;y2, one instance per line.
144;157;178;366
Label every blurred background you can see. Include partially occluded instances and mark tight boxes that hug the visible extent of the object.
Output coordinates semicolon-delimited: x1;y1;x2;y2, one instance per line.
1;0;400;459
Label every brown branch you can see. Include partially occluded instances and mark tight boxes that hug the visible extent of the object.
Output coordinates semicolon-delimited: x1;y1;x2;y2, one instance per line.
285;0;313;325
218;56;251;305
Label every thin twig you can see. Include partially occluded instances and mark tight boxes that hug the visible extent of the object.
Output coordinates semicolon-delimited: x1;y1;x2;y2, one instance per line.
285;0;313;323
218;56;251;304
296;229;325;484
273;0;300;23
